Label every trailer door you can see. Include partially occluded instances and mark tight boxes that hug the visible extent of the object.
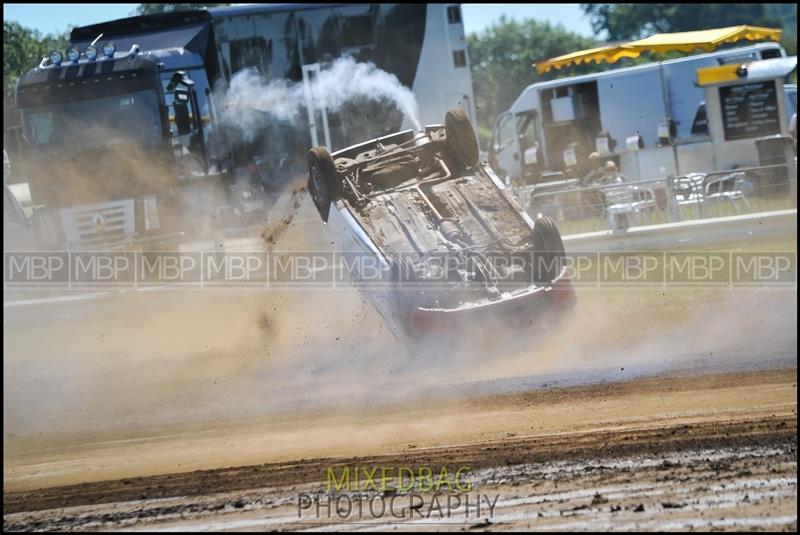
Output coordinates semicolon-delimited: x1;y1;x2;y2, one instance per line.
597;70;663;150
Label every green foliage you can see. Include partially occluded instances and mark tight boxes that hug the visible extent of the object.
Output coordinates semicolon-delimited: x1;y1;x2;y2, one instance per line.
3;21;70;83
3;21;70;152
765;4;797;39
580;4;788;41
135;3;229;15
467;17;599;147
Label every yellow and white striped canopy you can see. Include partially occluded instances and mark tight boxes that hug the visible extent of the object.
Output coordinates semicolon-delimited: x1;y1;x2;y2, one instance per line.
534;25;783;75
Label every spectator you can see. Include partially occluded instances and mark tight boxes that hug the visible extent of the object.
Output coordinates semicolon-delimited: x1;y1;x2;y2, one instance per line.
580;152;605;216
600;160;626;184
581;151;603;186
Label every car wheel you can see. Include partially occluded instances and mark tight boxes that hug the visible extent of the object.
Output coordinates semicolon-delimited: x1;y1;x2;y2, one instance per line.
445;107;479;168
392;254;418;284
532;215;565;284
308;146;337;222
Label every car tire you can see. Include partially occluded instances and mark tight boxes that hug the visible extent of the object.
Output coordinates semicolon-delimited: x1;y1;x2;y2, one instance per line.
532;215;565;284
308;146;337;222
392;254;418;284
445;107;479;168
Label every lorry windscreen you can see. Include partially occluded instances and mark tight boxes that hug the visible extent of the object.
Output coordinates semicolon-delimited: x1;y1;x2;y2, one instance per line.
21;89;162;152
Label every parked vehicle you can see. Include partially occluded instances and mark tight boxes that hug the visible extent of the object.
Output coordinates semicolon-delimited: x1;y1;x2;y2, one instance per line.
4;150;34;250
13;4;476;248
490;42;792;185
308;108;575;346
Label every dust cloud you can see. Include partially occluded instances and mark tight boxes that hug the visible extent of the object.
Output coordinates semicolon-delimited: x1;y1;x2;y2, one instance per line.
19;124;230;243
217;56;422;145
4;194;796;445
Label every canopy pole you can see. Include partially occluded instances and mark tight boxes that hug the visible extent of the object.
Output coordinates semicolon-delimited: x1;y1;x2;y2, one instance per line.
658;61;680;177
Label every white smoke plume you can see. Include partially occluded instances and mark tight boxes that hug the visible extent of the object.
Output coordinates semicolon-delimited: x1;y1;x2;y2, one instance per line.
217;56;421;143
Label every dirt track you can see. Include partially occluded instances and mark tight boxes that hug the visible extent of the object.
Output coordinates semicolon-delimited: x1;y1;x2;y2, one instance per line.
4;367;797;531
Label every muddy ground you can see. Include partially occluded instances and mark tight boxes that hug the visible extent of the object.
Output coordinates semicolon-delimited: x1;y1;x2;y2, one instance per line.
3;368;797;531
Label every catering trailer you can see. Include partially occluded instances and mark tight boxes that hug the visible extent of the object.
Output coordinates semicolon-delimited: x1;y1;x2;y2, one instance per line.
489;42;791;184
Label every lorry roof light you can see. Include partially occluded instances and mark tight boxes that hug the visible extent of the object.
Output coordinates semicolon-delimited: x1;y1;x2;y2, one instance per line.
85;45;98;61
66;47;80;62
48;51;63;66
102;42;116;58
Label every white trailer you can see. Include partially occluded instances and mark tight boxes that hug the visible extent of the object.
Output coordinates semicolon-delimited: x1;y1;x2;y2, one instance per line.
489;42;792;184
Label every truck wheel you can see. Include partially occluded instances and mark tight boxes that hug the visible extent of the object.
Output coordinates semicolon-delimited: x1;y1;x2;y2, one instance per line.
308;146;337;222
532;215;565;284
445;107;479;168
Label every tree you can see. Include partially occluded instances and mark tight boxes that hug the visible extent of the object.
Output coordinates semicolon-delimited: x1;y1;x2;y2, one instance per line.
765;4;797;39
581;4;785;41
467;17;599;146
3;21;69;83
3;21;70;153
135;3;230;15
764;4;797;56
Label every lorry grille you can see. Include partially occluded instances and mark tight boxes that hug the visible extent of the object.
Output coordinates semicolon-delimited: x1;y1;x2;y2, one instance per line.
59;199;136;247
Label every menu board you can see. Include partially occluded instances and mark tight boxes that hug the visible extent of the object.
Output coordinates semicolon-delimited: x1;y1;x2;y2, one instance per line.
719;81;781;141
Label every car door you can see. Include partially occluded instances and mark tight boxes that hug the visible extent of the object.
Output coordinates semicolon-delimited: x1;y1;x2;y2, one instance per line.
489;111;519;183
515;110;543;183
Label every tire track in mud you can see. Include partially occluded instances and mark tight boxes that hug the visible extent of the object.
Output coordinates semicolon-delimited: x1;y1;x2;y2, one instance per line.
4;369;796;517
3;420;796;531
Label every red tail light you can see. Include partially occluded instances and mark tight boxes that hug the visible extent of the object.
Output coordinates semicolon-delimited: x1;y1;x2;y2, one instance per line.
548;275;576;307
409;307;447;335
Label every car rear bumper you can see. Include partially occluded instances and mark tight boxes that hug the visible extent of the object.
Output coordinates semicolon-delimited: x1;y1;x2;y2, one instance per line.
405;268;575;339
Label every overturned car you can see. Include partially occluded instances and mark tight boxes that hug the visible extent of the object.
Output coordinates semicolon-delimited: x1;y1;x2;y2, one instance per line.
308;109;575;346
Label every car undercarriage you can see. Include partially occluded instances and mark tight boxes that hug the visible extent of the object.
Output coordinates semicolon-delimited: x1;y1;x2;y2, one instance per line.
308;108;574;339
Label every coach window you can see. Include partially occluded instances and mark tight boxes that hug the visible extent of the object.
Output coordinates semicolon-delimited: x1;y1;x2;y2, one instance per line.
230;37;272;76
295;9;339;65
453;50;467;68
447;5;461;24
341;14;375;50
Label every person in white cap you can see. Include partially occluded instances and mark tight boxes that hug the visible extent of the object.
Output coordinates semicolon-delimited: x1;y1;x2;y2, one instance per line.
600;160;625;184
581;151;603;186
